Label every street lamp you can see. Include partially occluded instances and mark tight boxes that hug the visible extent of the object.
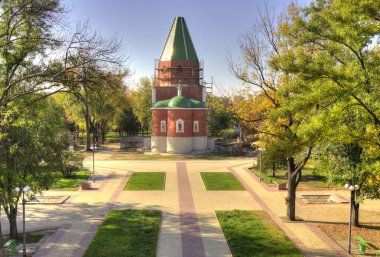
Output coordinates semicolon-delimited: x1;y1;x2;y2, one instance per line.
258;148;264;182
344;183;359;254
15;185;30;257
90;143;98;183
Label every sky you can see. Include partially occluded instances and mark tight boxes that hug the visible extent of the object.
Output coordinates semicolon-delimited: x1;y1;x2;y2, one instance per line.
61;0;311;93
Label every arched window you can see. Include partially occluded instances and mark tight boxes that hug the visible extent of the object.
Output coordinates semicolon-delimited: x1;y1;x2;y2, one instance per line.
160;120;166;132
193;121;199;132
176;119;184;133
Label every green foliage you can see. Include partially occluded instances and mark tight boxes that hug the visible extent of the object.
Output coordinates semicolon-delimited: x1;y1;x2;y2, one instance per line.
117;107;141;136
128;77;152;132
83;210;161;257
124;172;165;190
256;145;287;176
216;210;302;257
219;129;239;139
315;142;380;201
200;172;245;190
272;1;380;208
207;95;234;137
0;97;70;237
60;151;85;178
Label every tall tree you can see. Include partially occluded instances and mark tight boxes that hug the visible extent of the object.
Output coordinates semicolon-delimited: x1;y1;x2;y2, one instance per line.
0;97;69;238
128;77;152;134
229;7;314;221
272;0;380;225
207;95;234;137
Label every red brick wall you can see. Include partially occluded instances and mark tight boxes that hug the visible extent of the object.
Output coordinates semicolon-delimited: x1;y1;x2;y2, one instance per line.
155;86;203;102
155;87;177;102
152;109;207;137
192;109;207;136
151;109;167;136
167;109;193;137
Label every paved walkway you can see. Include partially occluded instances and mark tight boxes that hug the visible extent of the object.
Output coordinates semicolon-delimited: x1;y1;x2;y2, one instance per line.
2;158;378;257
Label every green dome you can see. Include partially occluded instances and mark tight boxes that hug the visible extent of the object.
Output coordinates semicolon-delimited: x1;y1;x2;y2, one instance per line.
153;96;205;108
168;96;192;108
153;99;170;108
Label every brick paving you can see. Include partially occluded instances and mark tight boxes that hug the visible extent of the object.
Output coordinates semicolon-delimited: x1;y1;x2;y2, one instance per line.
4;158;378;257
177;162;206;257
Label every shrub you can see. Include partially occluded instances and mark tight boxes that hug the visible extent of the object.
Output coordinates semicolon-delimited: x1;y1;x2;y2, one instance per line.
61;151;85;177
220;129;239;139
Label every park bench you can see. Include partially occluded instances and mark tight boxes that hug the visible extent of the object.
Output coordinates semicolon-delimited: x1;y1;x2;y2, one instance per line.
355;236;368;254
3;239;16;256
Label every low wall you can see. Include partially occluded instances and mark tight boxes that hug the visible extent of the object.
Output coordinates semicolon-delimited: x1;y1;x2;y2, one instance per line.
207;137;215;150
120;136;151;149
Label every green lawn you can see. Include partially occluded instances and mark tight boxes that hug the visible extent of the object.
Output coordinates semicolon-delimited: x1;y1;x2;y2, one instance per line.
51;171;91;191
250;165;334;190
83;210;161;257
200;172;245;190
216;210;302;257
124;172;165;190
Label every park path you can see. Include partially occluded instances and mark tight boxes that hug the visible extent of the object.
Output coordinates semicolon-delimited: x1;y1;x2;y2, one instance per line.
20;158;380;256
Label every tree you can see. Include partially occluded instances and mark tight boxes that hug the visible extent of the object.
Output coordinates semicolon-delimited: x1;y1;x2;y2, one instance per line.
207;95;234;137
117;106;141;136
271;0;380;226
128;77;152;134
0;97;69;238
229;7;314;221
0;0;129;239
0;0;129;150
62;64;129;150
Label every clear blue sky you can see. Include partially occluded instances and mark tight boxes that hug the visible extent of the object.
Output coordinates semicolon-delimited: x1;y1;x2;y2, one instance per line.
61;0;311;92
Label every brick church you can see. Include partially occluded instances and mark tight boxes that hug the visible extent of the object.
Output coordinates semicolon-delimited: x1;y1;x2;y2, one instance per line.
151;17;211;153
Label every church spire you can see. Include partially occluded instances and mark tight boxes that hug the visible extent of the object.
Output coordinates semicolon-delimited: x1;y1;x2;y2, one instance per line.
160;17;198;62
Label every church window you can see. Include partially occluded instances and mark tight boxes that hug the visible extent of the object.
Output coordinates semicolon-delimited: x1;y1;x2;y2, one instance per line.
176;119;184;133
160;120;166;132
193;121;199;132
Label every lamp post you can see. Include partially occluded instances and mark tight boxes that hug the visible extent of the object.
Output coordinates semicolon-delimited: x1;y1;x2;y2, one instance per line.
15;186;30;257
90;143;98;183
258;148;264;182
344;183;359;254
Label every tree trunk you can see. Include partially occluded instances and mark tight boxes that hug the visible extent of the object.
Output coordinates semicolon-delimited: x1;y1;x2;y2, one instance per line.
0;207;3;247
101;130;106;144
353;201;360;227
100;122;107;144
84;107;91;151
272;162;275;177
286;156;297;221
8;208;18;239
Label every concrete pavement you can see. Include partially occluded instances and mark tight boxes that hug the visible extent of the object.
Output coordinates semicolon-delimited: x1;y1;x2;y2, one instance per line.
1;157;378;257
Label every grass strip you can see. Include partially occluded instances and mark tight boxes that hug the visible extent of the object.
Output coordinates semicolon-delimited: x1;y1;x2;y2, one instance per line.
200;172;244;190
51;171;91;191
124;172;165;190
216;210;302;257
83;209;161;257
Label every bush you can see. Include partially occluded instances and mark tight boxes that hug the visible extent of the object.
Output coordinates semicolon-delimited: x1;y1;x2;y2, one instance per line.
61;151;85;177
220;129;239;139
254;150;287;177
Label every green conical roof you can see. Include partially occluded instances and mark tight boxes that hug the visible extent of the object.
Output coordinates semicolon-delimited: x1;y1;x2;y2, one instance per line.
160;17;198;62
